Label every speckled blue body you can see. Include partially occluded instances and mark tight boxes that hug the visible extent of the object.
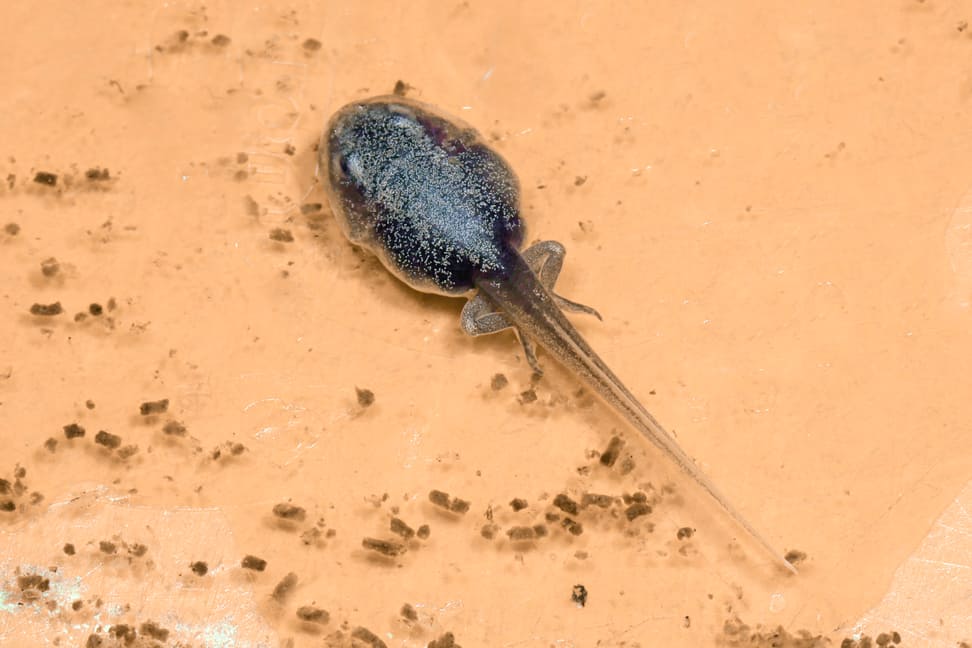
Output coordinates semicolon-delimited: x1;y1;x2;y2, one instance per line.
319;95;793;574
322;96;524;296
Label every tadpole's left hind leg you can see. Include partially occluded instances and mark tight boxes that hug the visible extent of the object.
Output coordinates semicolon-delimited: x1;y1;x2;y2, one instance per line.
521;240;603;320
460;292;544;374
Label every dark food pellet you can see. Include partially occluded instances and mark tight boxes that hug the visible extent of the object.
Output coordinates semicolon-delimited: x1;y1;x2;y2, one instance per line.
428;632;459;648
89;303;103;316
94;430;122;449
72;600;83;610
571;584;588;607
553;493;579;516
351;626;388;648
272;503;307;521
269;227;294;242
362;537;404;557
490;373;508;391
302;38;322;51
190;561;208;575
625;503;652;521
272;572;298;602
599;435;625;467
139;399;169;415
0;500;14;512
63;423;86;439
33;171;57;186
139;621;169;642
241;555;267;571
390;517;415;539
676;527;695;540
509;497;528;511
30;302;63;316
416;524;430;539
562;518;583;535
63;543;75;555
296;605;329;624
784;549;807;566
400;602;418;621
355;387;375;407
162;420;187;436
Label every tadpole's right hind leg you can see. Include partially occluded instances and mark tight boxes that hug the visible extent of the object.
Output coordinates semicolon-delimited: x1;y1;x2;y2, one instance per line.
521;240;603;320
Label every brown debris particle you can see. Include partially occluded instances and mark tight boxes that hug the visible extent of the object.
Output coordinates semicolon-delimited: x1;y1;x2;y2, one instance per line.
269;227;294;242
139;621;169;642
390;517;415;539
428;632;460;648
553;493;579;516
481;523;498;539
677;527;695;540
4;223;19;235
784;549;808;566
190;560;208;576
400;602;418;622
272;572;299;602
116;445;139;459
85;167;110;181
361;537;405;557
85;634;103;648
109;624;136;643
211;34;231;47
241;555;267;571
490;373;508;391
518;388;537;404
64;423;84;439
99;541;117;554
40;257;60;277
30;302;63;316
302;38;322;52
89;303;103;316
33;171;58;186
0;500;15;512
94;430;122;449
162;420;187;436
416;524;430;540
355;387;375;407
572;584;588;607
272;503;307;521
17;574;50;592
625;503;652;521
599;435;625;467
296;605;329;624
393;80;412;96
582;493;614;508
63;543;75;555
561;518;583;535
139;399;169;415
509;497;528;511
351;626;387;648
449;497;470;514
128;543;148;557
506;526;536;541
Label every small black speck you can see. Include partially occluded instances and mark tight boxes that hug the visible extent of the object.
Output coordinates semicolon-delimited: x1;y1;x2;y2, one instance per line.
571;584;588;607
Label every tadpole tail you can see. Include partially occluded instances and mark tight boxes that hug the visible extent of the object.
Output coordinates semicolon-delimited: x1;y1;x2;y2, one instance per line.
475;252;797;575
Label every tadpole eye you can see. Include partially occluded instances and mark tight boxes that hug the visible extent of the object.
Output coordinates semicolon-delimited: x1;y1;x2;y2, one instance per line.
333;153;351;178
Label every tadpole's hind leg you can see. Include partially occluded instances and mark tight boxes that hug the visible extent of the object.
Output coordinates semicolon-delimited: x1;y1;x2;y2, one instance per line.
522;240;603;320
460;293;544;374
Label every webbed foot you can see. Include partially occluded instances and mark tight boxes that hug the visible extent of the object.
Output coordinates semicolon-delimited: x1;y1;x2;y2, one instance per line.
459;239;601;375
